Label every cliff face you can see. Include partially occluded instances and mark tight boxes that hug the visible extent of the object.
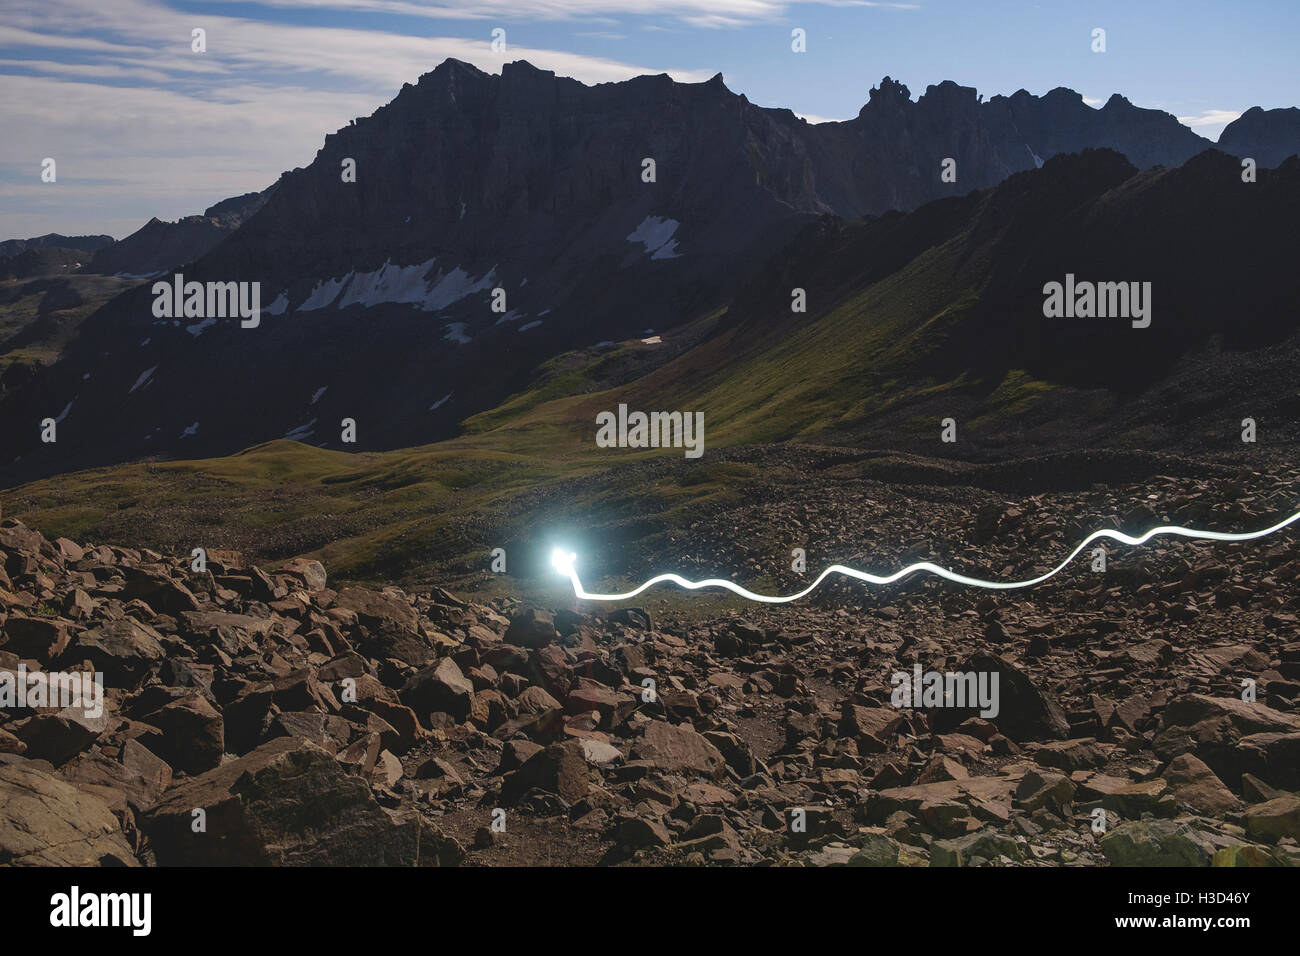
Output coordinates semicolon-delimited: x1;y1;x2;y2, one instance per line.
3;59;1299;484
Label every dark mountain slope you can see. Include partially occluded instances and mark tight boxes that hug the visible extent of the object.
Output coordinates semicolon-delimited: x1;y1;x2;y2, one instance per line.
1218;106;1300;167
592;149;1300;453
4;61;1300;487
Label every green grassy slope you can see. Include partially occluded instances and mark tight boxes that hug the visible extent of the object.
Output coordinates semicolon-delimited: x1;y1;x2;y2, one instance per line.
0;275;142;376
1;194;1063;585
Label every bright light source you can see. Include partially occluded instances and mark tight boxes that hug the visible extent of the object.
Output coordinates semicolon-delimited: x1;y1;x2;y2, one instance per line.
550;547;577;575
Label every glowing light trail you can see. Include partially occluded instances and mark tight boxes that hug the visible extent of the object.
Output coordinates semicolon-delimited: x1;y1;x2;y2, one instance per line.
550;507;1300;604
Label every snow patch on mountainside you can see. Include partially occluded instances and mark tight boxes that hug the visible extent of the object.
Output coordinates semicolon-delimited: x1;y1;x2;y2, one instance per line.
422;265;497;312
284;419;316;441
628;216;682;259
129;366;157;394
300;273;352;311
337;259;436;309
294;261;498;315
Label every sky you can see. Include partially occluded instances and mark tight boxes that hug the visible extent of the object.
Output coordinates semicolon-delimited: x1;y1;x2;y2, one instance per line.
3;0;1298;239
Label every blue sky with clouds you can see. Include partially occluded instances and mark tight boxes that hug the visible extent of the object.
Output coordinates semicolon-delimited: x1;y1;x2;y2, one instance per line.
3;0;1298;239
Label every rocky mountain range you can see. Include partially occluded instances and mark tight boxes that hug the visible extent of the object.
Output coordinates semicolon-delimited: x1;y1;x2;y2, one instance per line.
82;191;272;279
2;59;1300;485
0;234;115;259
0;191;271;285
0;235;115;282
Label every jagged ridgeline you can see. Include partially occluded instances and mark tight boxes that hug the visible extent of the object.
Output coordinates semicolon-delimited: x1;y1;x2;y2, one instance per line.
2;59;1299;485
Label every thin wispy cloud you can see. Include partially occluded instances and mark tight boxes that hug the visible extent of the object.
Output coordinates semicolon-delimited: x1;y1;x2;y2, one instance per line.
204;0;918;27
1178;109;1243;128
0;0;716;237
1175;109;1244;141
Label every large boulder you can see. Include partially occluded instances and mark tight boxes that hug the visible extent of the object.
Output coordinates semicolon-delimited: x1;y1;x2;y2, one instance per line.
59;740;173;813
931;827;1026;866
930;653;1070;742
279;558;327;592
352;621;439;667
1099;819;1216;866
71;619;166;685
631;720;726;778
138;695;225;775
865;776;1020;835
3;616;71;662
1162;753;1240;815
12;707;108;766
1232;732;1300;791
0;761;138;866
143;738;462;865
1244;795;1300;843
334;587;418;632
504;608;559;648
120;566;201;614
500;740;590;806
399;658;474;724
1153;694;1300;785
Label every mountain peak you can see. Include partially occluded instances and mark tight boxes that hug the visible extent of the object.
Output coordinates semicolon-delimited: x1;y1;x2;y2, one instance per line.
919;80;981;109
1218;104;1300;164
411;57;490;93
429;57;484;76
501;59;555;78
859;76;913;119
1042;86;1084;103
870;76;912;103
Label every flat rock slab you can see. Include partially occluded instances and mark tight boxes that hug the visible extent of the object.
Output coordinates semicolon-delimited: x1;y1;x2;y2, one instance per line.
0;761;138;866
